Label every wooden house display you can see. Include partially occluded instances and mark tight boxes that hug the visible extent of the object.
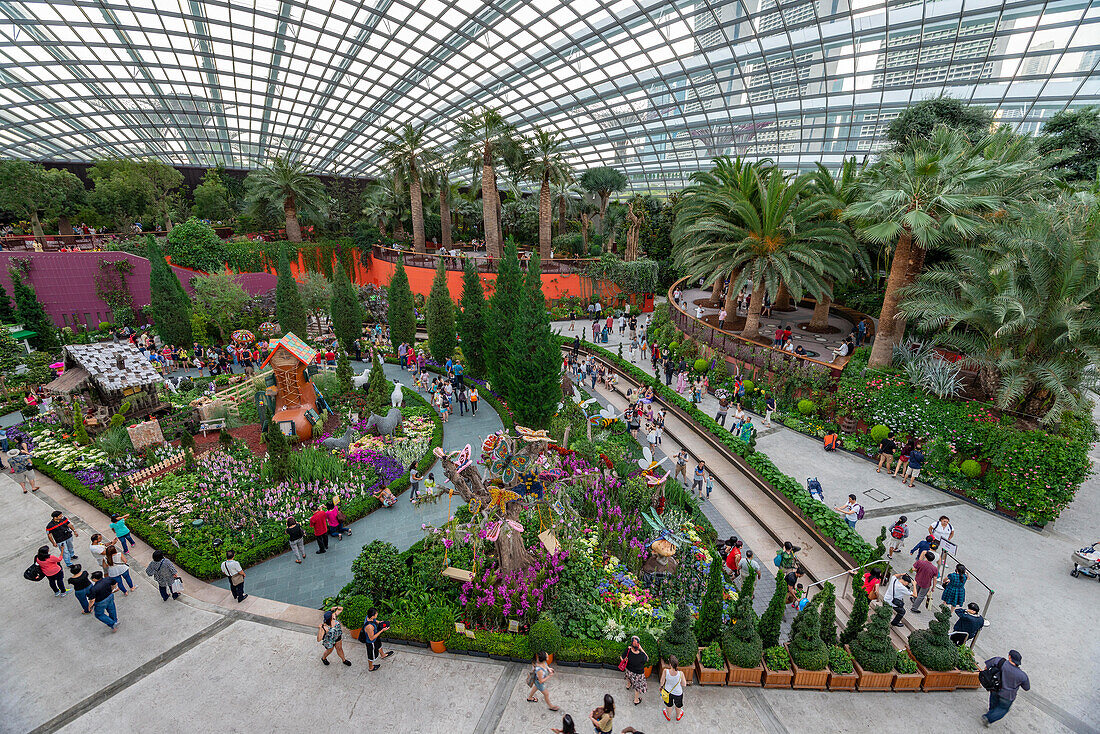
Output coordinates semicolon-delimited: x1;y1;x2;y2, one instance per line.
259;333;321;441
45;343;166;427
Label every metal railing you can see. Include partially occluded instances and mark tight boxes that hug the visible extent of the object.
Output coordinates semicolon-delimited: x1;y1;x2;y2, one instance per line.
1;227;233;251
371;243;599;275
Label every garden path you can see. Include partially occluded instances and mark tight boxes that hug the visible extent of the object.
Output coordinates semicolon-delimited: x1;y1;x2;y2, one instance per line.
554;317;1100;731
210;360;503;607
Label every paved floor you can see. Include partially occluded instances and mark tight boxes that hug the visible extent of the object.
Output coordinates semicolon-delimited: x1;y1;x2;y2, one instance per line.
210;361;502;607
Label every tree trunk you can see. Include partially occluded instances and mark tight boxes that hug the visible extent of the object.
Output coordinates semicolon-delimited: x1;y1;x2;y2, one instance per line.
807;279;832;331
539;174;552;260
30;210;44;241
598;193;609;234
774;281;792;310
165;212;174;233
58;216;73;236
868;229;923;368
741;279;766;339
558;197;566;238
440;183;452;249
482;159;502;259
710;272;724;301
284;195;302;243
722;268;742;316
410;173;426;253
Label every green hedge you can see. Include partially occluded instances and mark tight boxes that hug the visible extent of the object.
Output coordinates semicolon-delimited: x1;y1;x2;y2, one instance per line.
563;337;875;563
37;386;443;580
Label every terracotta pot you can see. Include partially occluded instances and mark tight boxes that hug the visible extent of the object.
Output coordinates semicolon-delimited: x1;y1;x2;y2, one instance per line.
348;627;361;640
546;653;554;665
851;656;893;692
910;650;957;691
727;664;764;687
956;669;981;690
762;655;793;689
695;648;729;685
429;640;446;654
643;666;652;678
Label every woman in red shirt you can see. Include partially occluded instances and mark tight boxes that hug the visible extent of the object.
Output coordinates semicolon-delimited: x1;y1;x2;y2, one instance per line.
862;568;884;600
725;541;742;577
309;508;330;554
36;546;67;596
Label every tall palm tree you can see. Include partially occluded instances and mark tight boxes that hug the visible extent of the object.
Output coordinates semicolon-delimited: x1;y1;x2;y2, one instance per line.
362;175;404;240
807;158;869;330
454;109;518;258
551;179;582;238
899;200;1100;424
381;124;431;252
843;126;1029;367
674;160;852;340
244;156;327;242
424;151;463;250
521;127;573;259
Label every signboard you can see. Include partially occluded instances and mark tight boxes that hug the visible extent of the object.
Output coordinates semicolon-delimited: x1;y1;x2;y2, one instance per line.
304;408;320;425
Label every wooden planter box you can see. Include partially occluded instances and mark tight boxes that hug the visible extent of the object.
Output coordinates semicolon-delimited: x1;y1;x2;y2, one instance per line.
852;659;894;692
659;659;696;686
695;648;729;685
727;663;764;687
892;670;924;691
956;669;981;690
762;659;793;689
910;650;957;691
789;645;829;690
827;665;859;691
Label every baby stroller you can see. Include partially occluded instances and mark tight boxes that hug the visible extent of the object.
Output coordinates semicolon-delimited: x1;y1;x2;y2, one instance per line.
806;477;824;502
1071;543;1100;581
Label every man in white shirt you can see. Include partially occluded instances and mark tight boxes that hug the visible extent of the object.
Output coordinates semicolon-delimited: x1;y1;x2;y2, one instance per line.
929;516;954;544
220;550;247;603
882;573;912;627
834;494;862;529
695;305;704;319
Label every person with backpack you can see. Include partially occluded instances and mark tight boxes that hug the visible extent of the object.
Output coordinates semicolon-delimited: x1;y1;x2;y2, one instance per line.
981;650;1029;726
882;573;912;626
834;494;863;529
887;516;909;558
909;551;938;614
776;541;800;569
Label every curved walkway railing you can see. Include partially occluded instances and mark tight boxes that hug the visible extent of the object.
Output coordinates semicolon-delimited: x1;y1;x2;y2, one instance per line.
371;243;599;274
667;276;842;380
1;227;233;252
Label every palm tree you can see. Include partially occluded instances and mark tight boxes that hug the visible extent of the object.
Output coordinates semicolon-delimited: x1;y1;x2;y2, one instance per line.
244;156;327;242
521;127;573;259
362;175;404;240
454;109;518;258
899;200;1100;424
551;179;582;238
580;166;628;234
424;151;462;250
674;160;852;340
807;158;869;330
381;124;431;252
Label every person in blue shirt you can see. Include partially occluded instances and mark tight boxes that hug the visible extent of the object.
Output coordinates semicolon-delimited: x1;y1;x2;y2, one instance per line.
910;534;939;558
904;446;925;487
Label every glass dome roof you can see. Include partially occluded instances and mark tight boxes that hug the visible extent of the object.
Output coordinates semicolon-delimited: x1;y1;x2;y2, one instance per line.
0;0;1096;191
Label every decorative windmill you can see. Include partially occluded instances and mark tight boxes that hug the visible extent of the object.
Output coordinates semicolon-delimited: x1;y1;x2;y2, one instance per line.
636;447;670;486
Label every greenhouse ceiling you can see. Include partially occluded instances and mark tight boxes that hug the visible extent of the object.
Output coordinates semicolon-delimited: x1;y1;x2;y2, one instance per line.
0;0;1096;191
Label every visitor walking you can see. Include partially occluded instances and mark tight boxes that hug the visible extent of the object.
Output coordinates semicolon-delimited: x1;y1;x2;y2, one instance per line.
362;607;393;671
715;395;729;426
88;533;112;571
659;655;686;721
318;608;351;666
285;518;306;563
882;573;912;626
929;516;955;545
109;513;135;554
785;565;805;605
550;714;576;734
589;694;614;733
887;516;909;558
673;450;689;484
34;546;67;597
88;571;120;632
104;546;133;595
410;468;423;502
776;541;800;569
941;563;968;609
145;550;181;601
903;444;925;487
892;438;915;478
692;461;706;499
469;386;479;415
620;635;649;705
876;431;897;473
764;394;775;427
910;551;938;613
981;650;1029;726
221;550;247;603
46;511;79;569
310;506;330;554
527;651;559;710
69;564;92;613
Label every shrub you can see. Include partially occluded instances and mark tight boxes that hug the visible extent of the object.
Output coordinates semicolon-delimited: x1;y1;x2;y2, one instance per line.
960;459;982;478
668;341;679;351
817;582;837;647
839;579;870;646
700;641;724;670
788;599;828;671
349;540;407;602
757;569;787;649
694;551;725;644
797;399;817;415
167;218;227;272
528;617;562;656
763;645;790;670
742;379;754;393
870;424;890;442
957;643;978;671
693;358;709;373
721;567;762;669
850;605;895;673
659;602;698;665
908;604;958;671
637;630;658;664
895;649;918;674
338;594;372;631
828;645;854;674
423;607;453;642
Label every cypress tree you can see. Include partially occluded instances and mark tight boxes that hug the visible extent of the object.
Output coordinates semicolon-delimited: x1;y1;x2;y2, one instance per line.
335;351;353;394
264;419;291;480
147;235;192;347
9;270;59;352
818;581;838;647
757;569;788;649
330;261;362;353
721;566;763;669
0;279;15;324
788;597;828;670
363;350;390;415
275;244;308;339
425;256;456;363
695;551;725;643
501;256;561;427
486;238;524;388
839;582;870;645
387;257;416;353
456;259;488;377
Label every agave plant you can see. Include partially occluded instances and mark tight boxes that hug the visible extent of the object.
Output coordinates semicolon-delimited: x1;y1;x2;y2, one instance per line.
920;358;966;399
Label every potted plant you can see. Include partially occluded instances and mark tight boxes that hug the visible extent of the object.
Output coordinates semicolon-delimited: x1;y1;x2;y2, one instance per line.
892;649;923;691
907;604;959;691
423;607;452;654
696;641;728;685
787;599;829;690
338;595;371;640
826;645;857;691
659;603;698;685
849;605;897;691
637;631;657;677
762;645;793;688
956;644;980;689
721;568;764;686
528;616;562;664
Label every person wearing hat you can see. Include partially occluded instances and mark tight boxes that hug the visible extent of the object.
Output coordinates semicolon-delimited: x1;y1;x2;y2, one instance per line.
981;650;1029;726
318;608;351;666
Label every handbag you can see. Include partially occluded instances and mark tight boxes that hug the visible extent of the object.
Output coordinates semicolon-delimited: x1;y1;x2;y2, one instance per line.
660;687;671;705
170;577;184;594
525;667;537;687
773;552;784;568
618;657;628;672
24;561;45;582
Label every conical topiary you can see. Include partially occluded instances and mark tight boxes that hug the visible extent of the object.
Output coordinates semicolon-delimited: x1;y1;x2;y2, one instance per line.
721;567;762;669
850;605;896;674
788;598;828;671
757;569;787;649
335;352;353;393
659;602;698;665
818;581;837;647
363;351;390;415
694;551;725;644
908;604;958;671
839;582;869;646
